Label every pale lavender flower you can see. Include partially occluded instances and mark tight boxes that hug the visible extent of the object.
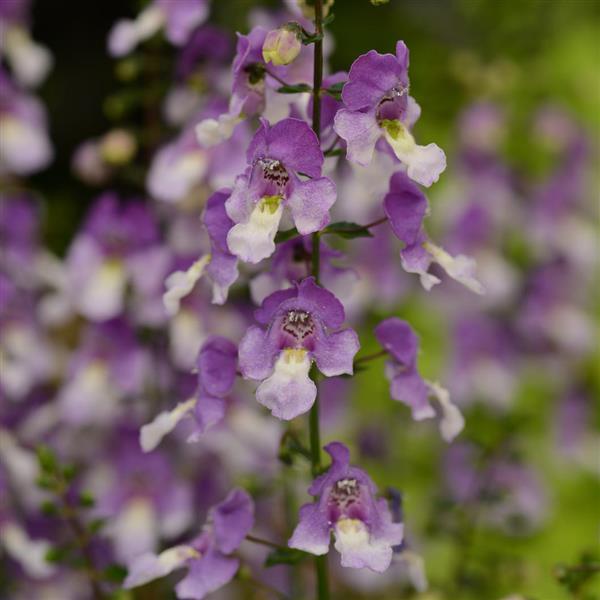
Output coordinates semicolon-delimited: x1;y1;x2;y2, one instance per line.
289;442;403;572
333;42;445;186
238;277;359;420
225;118;336;263
124;488;253;600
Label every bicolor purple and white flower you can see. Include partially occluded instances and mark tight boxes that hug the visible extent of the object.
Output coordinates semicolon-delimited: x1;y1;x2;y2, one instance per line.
141;336;238;451
124;488;253;600
289;442;403;572
0;68;52;176
0;0;53;89
108;0;209;57
374;317;464;442
65;194;166;322
383;171;484;294
249;236;357;306
238;277;359;420
225;118;336;263
163;189;239;312
333;41;445;186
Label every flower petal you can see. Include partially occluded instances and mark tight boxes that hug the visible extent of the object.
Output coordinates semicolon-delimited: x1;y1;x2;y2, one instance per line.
123;544;198;589
256;349;316;420
163;255;211;316
313;329;360;377
174;550;239;600
226;196;283;263
140;398;196;452
287;176;336;235
288;503;331;555
334;109;381;167
238;325;279;380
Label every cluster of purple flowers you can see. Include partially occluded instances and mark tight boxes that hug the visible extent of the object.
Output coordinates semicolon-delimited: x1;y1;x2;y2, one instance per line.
1;1;596;599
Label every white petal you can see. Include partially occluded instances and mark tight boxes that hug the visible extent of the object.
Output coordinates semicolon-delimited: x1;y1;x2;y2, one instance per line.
399;550;428;593
427;381;465;442
163;255;211;316
333;519;393;573
0;115;53;175
227;196;283;264
109;498;158;563
140;398;197;452
0;522;56;579
423;242;485;295
169;309;206;370
196;113;243;147
123;544;198;589
4;27;53;87
58;363;119;425
382;121;446;187
256;348;316;420
77;259;127;320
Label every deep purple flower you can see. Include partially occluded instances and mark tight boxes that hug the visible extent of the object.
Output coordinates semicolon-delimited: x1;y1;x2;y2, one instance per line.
375;317;464;442
141;336;238;451
289;442;403;572
238;277;359;419
383;172;484;294
124;488;253;599
333;42;445;186
225;118;336;263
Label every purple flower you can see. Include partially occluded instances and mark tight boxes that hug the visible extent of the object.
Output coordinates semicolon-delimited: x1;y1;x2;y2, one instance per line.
141;336;238;451
238;277;359;420
66;194;163;321
108;0;208;57
225;118;336;263
249;236;357;306
383;172;484;294
333;42;445;186
375;317;464;442
0;68;52;175
163;189;239;313
124;488;253;600
289;442;403;572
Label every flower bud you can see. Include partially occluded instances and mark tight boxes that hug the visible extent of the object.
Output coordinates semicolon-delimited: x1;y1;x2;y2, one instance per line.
262;26;302;66
99;129;137;165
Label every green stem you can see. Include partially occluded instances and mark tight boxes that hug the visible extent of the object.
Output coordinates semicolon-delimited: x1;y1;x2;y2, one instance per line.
308;2;329;599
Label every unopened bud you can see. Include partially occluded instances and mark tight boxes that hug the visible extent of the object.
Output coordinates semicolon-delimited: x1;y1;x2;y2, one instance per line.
262;26;302;66
99;129;137;165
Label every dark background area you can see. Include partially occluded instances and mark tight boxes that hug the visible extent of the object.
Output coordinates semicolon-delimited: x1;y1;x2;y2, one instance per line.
27;0;599;253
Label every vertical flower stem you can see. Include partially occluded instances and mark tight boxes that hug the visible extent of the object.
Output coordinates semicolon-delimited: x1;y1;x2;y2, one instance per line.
309;1;329;599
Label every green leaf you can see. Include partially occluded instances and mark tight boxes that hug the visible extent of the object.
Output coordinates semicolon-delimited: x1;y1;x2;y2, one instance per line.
323;221;373;239
324;148;344;157
40;501;59;516
323;81;345;101
88;518;106;534
277;83;312;94
265;548;309;567
275;227;299;243
45;545;71;564
103;564;128;583
36;445;58;473
323;13;335;26
301;31;323;45
79;491;95;508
